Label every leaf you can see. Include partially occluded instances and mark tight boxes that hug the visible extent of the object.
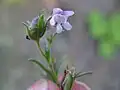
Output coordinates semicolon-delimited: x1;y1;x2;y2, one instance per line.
75;71;92;78
29;59;51;74
109;13;120;45
89;11;108;39
45;47;50;63
29;59;58;84
98;40;115;58
29;59;53;80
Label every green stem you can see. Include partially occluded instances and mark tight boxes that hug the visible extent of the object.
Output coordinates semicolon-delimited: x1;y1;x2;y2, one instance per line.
35;40;48;62
35;40;58;86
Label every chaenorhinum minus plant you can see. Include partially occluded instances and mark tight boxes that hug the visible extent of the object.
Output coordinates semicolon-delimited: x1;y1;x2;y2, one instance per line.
22;8;92;90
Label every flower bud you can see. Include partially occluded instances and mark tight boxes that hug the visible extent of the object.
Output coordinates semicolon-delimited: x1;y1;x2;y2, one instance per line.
23;14;46;41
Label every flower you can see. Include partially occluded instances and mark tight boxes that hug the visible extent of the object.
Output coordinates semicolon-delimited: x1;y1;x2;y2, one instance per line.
50;8;74;33
26;16;39;30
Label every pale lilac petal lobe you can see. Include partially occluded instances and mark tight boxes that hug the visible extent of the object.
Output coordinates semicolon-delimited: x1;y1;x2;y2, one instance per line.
62;22;72;30
50;8;74;33
53;8;63;15
30;16;39;29
31;16;39;25
64;11;74;17
56;24;63;33
54;14;66;24
50;16;55;26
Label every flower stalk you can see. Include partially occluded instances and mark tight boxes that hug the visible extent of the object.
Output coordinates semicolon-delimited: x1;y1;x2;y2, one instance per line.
22;8;92;90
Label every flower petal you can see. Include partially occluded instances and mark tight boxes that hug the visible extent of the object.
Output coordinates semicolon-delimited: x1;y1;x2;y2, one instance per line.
62;22;72;30
53;8;63;15
31;16;39;25
56;24;63;33
63;11;74;17
50;16;56;26
54;14;66;24
30;16;39;29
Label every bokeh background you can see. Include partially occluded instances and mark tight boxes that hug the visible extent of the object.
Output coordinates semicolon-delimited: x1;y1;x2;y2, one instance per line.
1;0;120;90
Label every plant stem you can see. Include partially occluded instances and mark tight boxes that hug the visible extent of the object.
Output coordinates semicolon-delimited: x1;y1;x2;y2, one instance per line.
35;40;48;62
35;40;59;86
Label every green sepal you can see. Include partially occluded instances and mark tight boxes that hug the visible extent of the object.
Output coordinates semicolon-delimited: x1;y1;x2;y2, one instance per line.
75;71;92;78
28;28;40;40
37;14;46;38
22;22;36;40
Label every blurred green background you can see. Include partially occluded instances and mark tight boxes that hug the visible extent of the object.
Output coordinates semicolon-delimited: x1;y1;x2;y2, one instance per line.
1;0;120;90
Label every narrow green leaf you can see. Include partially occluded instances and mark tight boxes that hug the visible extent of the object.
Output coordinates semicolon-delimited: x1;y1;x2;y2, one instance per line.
29;59;57;84
22;22;29;29
75;71;92;78
29;59;51;74
45;48;50;62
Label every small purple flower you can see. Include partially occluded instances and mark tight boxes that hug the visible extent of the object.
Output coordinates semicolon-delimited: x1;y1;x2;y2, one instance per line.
50;8;74;33
27;16;39;30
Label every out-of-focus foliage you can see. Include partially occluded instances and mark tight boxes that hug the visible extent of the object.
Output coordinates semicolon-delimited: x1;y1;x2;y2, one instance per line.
89;11;120;58
89;11;108;39
110;13;120;45
2;0;25;5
